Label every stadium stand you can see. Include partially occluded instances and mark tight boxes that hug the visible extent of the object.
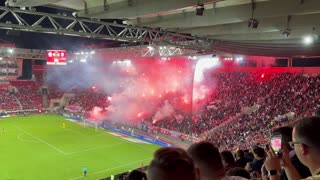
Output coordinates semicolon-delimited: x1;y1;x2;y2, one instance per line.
0;89;20;111
2;72;320;151
10;81;43;110
152;72;320;150
33;70;45;87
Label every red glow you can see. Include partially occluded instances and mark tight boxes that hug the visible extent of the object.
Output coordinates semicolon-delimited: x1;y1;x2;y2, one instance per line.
96;57;195;122
152;119;157;124
92;86;96;90
261;73;265;78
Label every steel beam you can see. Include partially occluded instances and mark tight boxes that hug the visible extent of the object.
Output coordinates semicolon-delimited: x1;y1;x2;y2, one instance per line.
0;6;212;51
0;45;202;61
0;47;46;60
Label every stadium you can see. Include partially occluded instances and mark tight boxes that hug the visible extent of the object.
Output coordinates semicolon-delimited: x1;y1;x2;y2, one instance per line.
0;0;320;180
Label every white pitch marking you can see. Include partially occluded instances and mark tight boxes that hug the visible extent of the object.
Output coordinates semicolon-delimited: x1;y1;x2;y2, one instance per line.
69;158;151;180
15;126;67;155
17;133;39;143
65;143;124;155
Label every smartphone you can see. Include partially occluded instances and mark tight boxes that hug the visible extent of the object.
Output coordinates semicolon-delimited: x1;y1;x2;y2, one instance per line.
271;135;282;158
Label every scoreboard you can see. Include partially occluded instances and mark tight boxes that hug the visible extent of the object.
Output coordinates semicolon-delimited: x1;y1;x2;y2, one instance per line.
46;50;67;65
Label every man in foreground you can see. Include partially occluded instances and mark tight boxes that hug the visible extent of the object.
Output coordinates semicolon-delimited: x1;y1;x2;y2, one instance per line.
271;127;311;180
292;116;320;179
264;116;320;180
148;147;198;180
187;141;247;180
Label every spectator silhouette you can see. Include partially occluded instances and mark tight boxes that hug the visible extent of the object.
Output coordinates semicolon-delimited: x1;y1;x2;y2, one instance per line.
148;147;198;180
292;116;320;179
187;141;246;180
221;151;238;172
272;127;311;180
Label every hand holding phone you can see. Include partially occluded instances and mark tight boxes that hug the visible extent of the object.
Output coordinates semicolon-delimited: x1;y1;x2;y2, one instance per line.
270;135;282;158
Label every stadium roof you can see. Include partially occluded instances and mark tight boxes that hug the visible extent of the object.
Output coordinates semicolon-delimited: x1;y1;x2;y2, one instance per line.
5;0;320;56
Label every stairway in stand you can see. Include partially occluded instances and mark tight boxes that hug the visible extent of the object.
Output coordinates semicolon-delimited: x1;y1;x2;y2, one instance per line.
13;96;23;110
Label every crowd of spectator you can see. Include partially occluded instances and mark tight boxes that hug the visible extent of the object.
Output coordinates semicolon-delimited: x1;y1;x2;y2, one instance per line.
0;61;18;68
7;62;18;68
33;70;45;86
0;62;6;68
144;116;320;180
47;84;65;100
0;89;20;111
10;81;43;110
152;72;320;151
69;89;110;111
205;73;320;151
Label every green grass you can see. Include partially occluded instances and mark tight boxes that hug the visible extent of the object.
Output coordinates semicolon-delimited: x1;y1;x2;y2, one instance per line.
0;114;159;180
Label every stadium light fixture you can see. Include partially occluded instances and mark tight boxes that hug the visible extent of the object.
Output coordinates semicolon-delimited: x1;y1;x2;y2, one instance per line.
161;57;170;61
147;46;155;51
283;28;291;38
283;16;292;38
248;18;259;29
303;35;314;45
72;12;78;17
196;4;205;16
312;27;319;42
8;48;14;54
248;0;259;29
188;56;198;60
236;57;244;63
90;50;95;54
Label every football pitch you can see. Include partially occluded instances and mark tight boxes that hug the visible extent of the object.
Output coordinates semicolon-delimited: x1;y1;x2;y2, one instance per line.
0;114;159;180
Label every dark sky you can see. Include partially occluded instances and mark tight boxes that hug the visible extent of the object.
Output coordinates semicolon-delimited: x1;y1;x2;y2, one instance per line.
0;4;125;51
0;29;121;51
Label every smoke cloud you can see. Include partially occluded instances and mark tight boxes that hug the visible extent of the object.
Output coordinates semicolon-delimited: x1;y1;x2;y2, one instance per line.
47;58;197;123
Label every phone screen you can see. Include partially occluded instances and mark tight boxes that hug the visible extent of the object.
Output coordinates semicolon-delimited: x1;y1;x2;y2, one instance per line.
271;136;282;152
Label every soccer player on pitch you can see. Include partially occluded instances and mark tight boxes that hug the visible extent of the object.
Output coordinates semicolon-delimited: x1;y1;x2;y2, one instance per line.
2;128;5;135
83;167;87;176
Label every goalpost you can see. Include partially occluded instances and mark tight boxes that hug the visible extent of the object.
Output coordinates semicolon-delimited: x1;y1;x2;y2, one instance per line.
82;118;98;131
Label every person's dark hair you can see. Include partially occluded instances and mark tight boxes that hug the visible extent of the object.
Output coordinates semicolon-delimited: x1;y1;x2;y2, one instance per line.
247;152;254;159
227;167;251;179
187;141;223;176
127;170;147;180
272;126;293;151
315;107;320;116
253;146;266;158
148;147;197;180
221;151;235;164
236;150;244;159
294;116;320;150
